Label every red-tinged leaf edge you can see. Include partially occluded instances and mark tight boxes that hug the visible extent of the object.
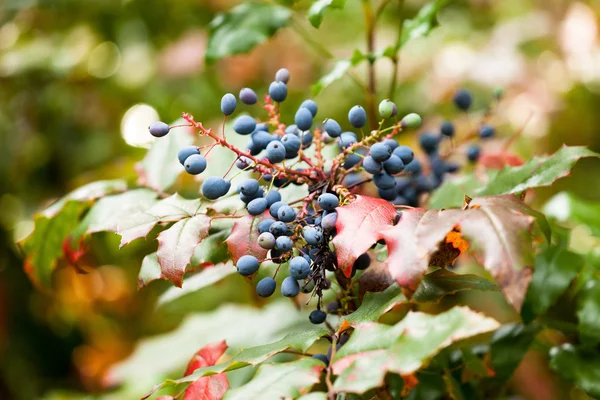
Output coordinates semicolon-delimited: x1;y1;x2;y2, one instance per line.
479;151;525;170
183;341;229;400
62;236;88;275
225;212;270;264
333;195;398;277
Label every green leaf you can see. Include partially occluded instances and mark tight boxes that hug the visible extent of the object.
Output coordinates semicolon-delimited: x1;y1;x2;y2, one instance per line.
298;393;328;400
522;245;583;320
312;59;351;96
138;128;194;192
224;358;324;400
413;269;500;303
117;193;202;247
549;344;600;398
429;174;483;210
544;192;600;237
138;252;162;289
577;280;600;346
477;146;600;196
398;0;449;49
41;180;127;218
206;3;292;64
342;284;406;327
156;214;211;287
308;0;345;28
331;307;500;394
191;230;231;266
489;323;538;382
21;201;88;287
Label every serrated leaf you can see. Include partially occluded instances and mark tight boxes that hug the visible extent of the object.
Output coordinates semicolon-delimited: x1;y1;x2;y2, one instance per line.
41;179;127;217
429;174;483;210
521;245;583;320
183;341;229;400
224;358;324;400
342;284;406;327
225;213;269;264
333;195;397;277
331;307;500;394
206;3;292;64
398;0;448;49
544;192;600;237
157;214;211;287
191;230;231;267
137;128;194;192
21;201;88;287
138;252;162;289
117;193;202;247
577;280;600;346
549;344;600;398
312;59;351;96
308;0;345;28
489;323;538;382
413;269;500;303
477;146;600;196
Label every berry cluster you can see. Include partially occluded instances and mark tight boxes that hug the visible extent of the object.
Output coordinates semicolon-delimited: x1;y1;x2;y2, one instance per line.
149;68;499;325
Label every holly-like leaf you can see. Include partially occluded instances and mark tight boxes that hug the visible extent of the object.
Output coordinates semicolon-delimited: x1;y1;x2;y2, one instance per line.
342;284;406;327
308;0;346;28
311;59;351;96
138;252;162;289
157;214;211;287
183;341;229;400
413;269;500;303
331;307;500;394
41;179;127;218
521;245;583;320
549;344;600;398
544;191;600;237
477;146;600;196
225;213;269;264
117;193;202;247
137;127;194;192
224;358;324;400
205;3;292;64
397;0;449;49
577;280;600;346
333;195;398;277
21;201;88;287
429;174;483;210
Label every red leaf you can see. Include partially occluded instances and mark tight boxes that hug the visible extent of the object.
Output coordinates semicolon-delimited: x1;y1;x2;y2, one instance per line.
157;214;211;287
333;195;398;277
183;341;229;400
479;152;524;170
62;236;87;266
225;212;269;264
381;208;427;290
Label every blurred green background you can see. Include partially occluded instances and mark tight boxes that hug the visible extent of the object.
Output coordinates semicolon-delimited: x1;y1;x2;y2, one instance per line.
2;0;600;399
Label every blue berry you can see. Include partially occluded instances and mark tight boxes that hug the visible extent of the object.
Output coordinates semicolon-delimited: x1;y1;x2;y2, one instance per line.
453;89;472;111
247;197;268;215
363;156;383;174
321;212;337;231
430;156;446;178
419;132;440;154
383;138;398;150
265;190;281;207
290;256;311;279
269;81;287;102
324;119;342;138
269;221;288;236
318;193;339;211
275;68;290;83
236;255;259;276
275;236;293;252
285;124;301;135
348;105;367;128
300;132;313;149
301;279;316;293
383;155;404;174
269;201;287;218
251;130;274;150
238;179;260;196
392;145;414;164
414;175;433;192
479;124;495;139
258;219;275;234
149;121;170;137
220;93;237;116
258;232;276;249
234;115;256;135
440;120;455;137
370;142;392;162
354;253;371;270
281;276;300;297
294;107;313;131
247;140;261;156
277;206;296;222
404;159;422;175
343;153;361;170
378;187;397;201
312;354;329;365
256;277;276;297
281;134;301;153
240;187;264;204
265;141;286;163
394;177;411;192
201;177;231;200
184;154;207;175
337;133;357;150
467;144;481;162
309;310;327;324
303;227;323;245
445;162;460;173
300;99;318;117
239;88;258;105
178;146;200;165
373;172;396;189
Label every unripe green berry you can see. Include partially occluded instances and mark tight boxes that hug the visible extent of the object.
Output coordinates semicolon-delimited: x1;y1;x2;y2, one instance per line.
378;99;395;118
401;113;422;130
